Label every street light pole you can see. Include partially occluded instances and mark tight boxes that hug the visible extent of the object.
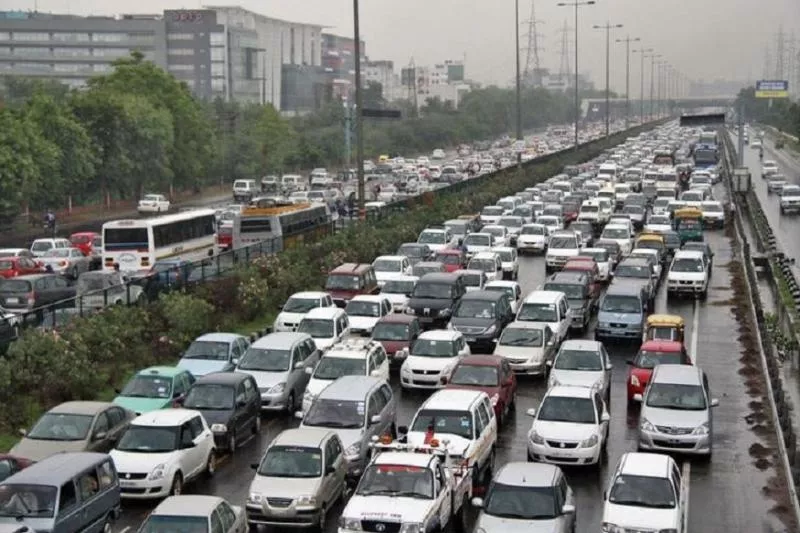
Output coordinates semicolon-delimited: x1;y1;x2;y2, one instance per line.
558;0;596;151
353;0;366;218
633;47;652;125
647;53;661;120
593;22;623;138
616;36;640;129
515;0;523;163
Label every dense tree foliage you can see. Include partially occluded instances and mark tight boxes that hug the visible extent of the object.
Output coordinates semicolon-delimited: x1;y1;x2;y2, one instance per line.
0;53;576;219
735;87;800;138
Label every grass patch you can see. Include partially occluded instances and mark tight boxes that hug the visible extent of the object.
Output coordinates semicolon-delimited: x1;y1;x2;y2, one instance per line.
232;312;277;336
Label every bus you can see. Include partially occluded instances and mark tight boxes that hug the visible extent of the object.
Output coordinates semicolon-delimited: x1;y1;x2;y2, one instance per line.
101;209;217;273
239;197;333;250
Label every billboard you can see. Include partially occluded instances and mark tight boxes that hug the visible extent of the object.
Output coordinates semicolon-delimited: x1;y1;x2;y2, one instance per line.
447;64;465;82
401;67;416;87
755;80;789;98
679;113;726;127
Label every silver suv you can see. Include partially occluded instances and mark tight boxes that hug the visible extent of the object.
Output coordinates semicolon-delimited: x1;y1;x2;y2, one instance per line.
636;364;719;457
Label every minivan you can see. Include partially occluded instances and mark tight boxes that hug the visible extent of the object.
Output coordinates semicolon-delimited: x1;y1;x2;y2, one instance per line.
0;452;120;532
595;282;647;342
232;179;258;203
448;290;514;348
406;272;466;329
324;263;379;307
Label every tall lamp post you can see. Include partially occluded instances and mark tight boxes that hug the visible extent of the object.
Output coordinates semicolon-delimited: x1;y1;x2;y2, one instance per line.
515;0;523;163
616;36;640;129
557;0;596;151
593;21;623;138
633;47;653;124
353;0;366;218
646;53;661;120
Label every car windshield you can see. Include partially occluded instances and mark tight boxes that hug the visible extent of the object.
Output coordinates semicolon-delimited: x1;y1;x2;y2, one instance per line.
602;228;628;239
358;464;433;499
283;297;322;313
608;474;676;508
411;409;472;439
238;348;291;371
583;250;608;262
313;357;366;380
549;236;576;249
467;259;496;273
411;338;456;357
517;302;557;322
623;206;643;215
537;396;596;424
484;227;504;238
183;340;230;361
482;206;504;216
30;241;52;252
76;274;112;293
418;232;445;244
413;264;443;277
682;192;702;201
646;382;707;410
554;349;602;371
304;399;363;428
672;258;704;273
499;327;544;347
521;226;545;235
297;318;335;339
382;279;416;295
450;364;499;387
635;350;683;368
26;412;93;441
485;285;515;300
615;264;650;278
0;484;57;518
413;282;453;299
544;283;584;300
372;322;409;341
325;275;360;291
454;300;496;319
499;218;521;228
649;216;671;225
572;223;592;234
138;515;208;533
465;234;492;247
483;483;557;519
581;205;599;213
183;384;235;410
782;187;800;197
120;375;173;399
702;204;722;213
346;300;381;317
602;294;642;313
459;273;481;287
258;445;322;478
116;425;179;453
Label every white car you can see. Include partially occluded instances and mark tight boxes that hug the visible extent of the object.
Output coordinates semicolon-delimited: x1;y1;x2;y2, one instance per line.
547;340;612;400
630;248;663;280
526;385;609;466
481;225;510;247
379;275;418;312
491;246;519;280
274;291;334;332
345;295;392;336
463;232;494;257
484;280;522;313
766;173;788;194
493;321;556;376
601;453;685;533
679;189;705;208
517;223;549;254
297;307;350;350
417;228;456;253
666;250;708;298
516;290;572;346
467;252;503;283
400;330;470;389
780;185;800;214
37;247;92;278
30;237;71;258
372;255;412;287
761;160;779;176
110;409;216;499
480;205;507;225
651;197;671;215
600;223;633;256
645;213;672;234
545;231;581;273
137;194;170;214
301;339;389;413
578;248;611;281
432;148;446;160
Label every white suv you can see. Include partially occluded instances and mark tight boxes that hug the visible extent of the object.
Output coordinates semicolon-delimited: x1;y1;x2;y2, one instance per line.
666;250;709;299
400;330;470;389
517;223;549;254
274;291;334;332
545;231;581;273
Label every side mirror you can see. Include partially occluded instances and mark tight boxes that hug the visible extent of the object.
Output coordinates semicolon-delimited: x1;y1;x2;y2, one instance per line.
93;431;108;441
250;463;259;470
633;393;643;402
440;376;448;385
113;388;121;394
711;398;719;407
526;408;536;417
294;361;304;370
397;425;409;435
601;412;610;422
173;391;183;399
626;359;634;365
606;364;613;370
545;359;553;366
370;414;382;426
231;358;239;366
471;497;484;508
370;370;381;377
18;428;27;437
562;503;576;514
237;400;247;408
294;411;304;420
603;490;608;500
305;366;314;375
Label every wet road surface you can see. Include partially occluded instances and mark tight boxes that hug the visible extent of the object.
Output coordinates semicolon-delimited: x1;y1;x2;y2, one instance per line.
112;182;794;533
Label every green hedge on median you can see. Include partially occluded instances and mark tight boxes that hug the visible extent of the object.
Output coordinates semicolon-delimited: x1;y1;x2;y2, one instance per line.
0;123;658;444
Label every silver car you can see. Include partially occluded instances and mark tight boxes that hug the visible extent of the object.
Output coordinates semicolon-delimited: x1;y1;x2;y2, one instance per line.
472;462;576;533
138;495;246;532
246;428;347;529
636;364;718;456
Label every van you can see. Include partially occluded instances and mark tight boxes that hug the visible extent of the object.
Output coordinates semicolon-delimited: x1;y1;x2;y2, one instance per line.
324;263;379;307
595;282;647;342
232;179;258;203
0;452;120;533
515;290;571;345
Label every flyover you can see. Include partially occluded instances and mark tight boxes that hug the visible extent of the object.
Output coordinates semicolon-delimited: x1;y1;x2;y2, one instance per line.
582;95;736;122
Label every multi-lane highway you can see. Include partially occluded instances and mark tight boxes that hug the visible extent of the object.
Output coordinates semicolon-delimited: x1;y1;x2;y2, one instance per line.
110;174;796;533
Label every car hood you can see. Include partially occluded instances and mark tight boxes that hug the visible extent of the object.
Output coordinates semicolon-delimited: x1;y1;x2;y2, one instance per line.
407;432;472;459
518;234;546;241
404;355;457;373
532;420;597;442
186;408;234;427
494;344;546;361
450;317;497;330
382;293;409;307
603;502;678;530
110;449;180;474
305;377;336;399
238;369;289;389
343;495;431;524
445;384;501;399
567;298;587;310
668;272;705;281
376;271;404;282
378;339;410;355
249;474;322;499
176;358;231;377
299;426;363;450
642;406;708;429
598;310;642;325
10;437;87;462
407;298;451;310
276;311;306;325
549;369;603;389
476;513;563;533
547;249;579;257
113;396;171;415
349;316;379;331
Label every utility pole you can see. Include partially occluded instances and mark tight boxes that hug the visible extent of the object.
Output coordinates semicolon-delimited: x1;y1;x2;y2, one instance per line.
647;53;660;120
556;20;573;86
634;47;653;124
515;0;523;164
617;36;640;129
353;0;365;218
593;21;623;138
522;0;544;86
343;99;352;167
557;0;596;151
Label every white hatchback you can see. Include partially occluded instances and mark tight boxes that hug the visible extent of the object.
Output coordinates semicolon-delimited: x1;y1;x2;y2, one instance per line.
345;295;392;336
400;330;470;389
372;255;412;287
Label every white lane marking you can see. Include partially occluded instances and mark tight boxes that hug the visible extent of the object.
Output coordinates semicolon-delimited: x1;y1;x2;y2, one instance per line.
682;298;699;532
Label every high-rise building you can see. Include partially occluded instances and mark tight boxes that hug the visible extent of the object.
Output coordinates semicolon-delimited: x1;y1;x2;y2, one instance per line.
364;59;394;102
321;33;365;100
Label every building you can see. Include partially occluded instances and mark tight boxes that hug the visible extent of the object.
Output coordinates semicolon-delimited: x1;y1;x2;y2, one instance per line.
397;60;471;109
321;33;364;100
364;59;394;101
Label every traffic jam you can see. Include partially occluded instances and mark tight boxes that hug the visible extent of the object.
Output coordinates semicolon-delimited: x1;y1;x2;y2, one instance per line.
0;118;768;533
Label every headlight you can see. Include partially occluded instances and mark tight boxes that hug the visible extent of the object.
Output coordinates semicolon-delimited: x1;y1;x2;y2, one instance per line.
693;422;709;435
599;322;611;329
630;374;640;387
338;517;362;530
401;364;411;375
148;463;166;481
484;324;497;335
580;434;599;448
345;442;361;457
640;417;655;432
529;430;544;444
399;523;423;533
439;308;451;317
296;495;318;507
248;492;264;504
268;383;286;394
591;381;602;392
404;307;415;315
210;423;228;433
490;393;499;406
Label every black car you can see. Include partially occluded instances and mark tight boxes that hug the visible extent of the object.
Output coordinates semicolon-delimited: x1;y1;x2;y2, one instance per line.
543;271;596;333
180;372;261;454
448;290;515;348
406;272;465;329
662;230;682;261
0;274;76;315
396;243;433;266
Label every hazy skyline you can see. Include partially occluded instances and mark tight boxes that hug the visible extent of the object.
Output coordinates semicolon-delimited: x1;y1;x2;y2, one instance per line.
6;0;800;94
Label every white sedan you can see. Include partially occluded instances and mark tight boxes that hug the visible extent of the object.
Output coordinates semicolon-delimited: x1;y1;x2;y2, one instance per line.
137;194;170;214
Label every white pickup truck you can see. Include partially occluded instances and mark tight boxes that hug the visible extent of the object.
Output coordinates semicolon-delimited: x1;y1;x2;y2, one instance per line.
338;439;472;533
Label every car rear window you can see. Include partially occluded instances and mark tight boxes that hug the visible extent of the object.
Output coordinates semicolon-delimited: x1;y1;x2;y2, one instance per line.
0;279;32;292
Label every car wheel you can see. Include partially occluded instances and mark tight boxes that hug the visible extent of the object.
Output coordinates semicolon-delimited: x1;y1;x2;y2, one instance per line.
316;503;328;533
254;415;262;434
102;515;113;533
228;432;237;455
286;391;296;415
205;451;216;477
169;473;183;496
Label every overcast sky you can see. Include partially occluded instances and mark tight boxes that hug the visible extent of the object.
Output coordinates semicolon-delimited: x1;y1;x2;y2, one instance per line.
8;0;800;91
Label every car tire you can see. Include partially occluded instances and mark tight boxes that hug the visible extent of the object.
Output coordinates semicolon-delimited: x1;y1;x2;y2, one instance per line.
254;415;262;434
169;473;183;496
228;432;237;455
316;503;328;533
205;451;217;477
286;391;296;415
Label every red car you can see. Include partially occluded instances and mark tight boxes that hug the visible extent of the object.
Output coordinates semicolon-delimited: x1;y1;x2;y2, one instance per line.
0;454;34;482
371;314;421;367
0;256;43;278
444;354;517;425
626;340;692;401
563;258;601;298
69;232;101;257
434;249;467;273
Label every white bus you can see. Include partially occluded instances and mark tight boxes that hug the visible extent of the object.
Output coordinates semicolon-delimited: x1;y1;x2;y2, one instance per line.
101;209;217;273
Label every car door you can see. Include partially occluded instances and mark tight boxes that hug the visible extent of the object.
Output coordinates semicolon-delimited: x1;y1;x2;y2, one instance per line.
103;406;130;447
670;462;685;527
289;343;309;395
473;403;491;469
88;410;113;452
303;337;321;377
373;346;390;380
557;297;571;341
594;391;609;441
172;372;192;405
242;376;260;433
327;436;347;501
499;360;515;408
216;500;241;533
365;391;385;442
233;381;250;439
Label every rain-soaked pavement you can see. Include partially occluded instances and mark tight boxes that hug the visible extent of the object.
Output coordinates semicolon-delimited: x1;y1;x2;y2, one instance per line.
113;180;796;533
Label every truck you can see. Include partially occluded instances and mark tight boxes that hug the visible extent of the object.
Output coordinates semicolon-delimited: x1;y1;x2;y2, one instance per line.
692;142;719;171
338;438;471;533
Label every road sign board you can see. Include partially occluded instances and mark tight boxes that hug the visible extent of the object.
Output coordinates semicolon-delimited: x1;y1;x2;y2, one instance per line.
361;108;402;119
755;80;789;98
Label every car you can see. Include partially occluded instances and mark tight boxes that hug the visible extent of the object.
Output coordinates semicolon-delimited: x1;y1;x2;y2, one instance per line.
594;239;622;268
113;366;196;415
545;231;581;273
472;462;576;533
444;354;517;425
0;256;43;279
411;261;447;278
595;281;648;342
466;252;504;283
484;280;522;313
447;289;515;349
463;232;495;257
516;290;572;346
548;340;611;401
761;160;779;177
480;205;507;225
601;452;685;532
297;307;350;350
600;223;633;256
621;205;646;230
345;295;393;336
577;248;611;282
405;272;466;329
626;340;691;402
370;313;421;367
666;250;709;299
536;215;563;235
137;194;171;214
456;268;488;293
30;238;71;258
493;321;557;375
681;241;714;269
400;329;471;389
636;364;718;456
11;401;135;462
177;333;251;377
482;225;511;248
543;271;596;333
416;227;457;253
613;258;656;306
37;247;92;278
324;263;379;308
0;248;35;259
526;385;609;466
372;255;412;287
491;246;519;280
139;495;246;533
780;185;800;214
395;243;432;266
379;275;418;312
246;428;347;530
630;248;663;283
645;213;673;234
273;291;335;332
110;409;216;499
516;223;549;254
570;220;594;248
434;248;468;272
75;270;144;309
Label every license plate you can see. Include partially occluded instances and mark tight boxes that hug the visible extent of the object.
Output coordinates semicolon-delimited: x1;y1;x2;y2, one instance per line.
549;450;570;458
465;337;476;342
119;480;135;487
5;298;19;304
